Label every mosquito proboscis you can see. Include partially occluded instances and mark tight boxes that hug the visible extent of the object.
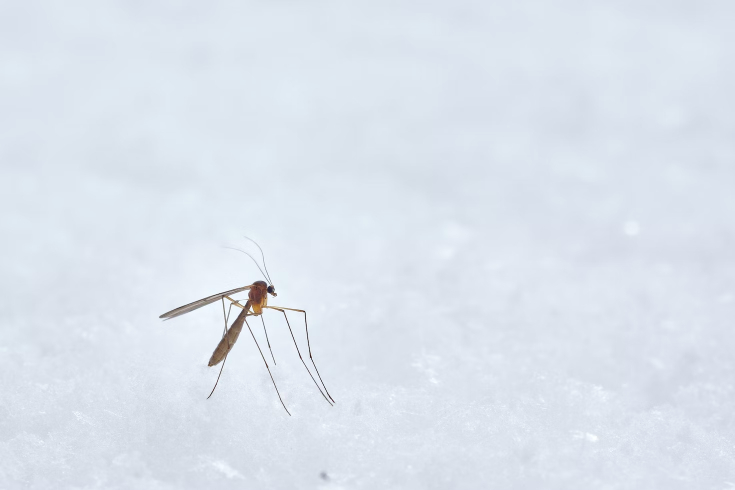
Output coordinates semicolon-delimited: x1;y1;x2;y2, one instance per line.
159;238;334;415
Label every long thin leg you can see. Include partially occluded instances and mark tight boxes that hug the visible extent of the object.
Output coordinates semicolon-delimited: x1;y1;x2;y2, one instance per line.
243;316;291;416
264;306;335;403
220;298;236;337
207;356;228;399
268;307;332;406
225;296;248;309
208;299;236;399
261;315;277;366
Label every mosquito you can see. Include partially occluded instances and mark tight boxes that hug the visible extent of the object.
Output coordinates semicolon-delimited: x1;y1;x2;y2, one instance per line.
158;238;334;415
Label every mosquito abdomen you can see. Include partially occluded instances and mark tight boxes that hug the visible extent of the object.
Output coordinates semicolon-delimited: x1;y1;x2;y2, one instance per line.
208;305;248;366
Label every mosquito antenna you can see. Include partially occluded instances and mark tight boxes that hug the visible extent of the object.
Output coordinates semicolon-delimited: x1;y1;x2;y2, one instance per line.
243;236;273;285
223;246;269;283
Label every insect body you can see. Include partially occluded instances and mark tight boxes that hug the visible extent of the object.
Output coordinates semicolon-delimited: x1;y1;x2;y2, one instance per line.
207;280;271;367
159;242;333;415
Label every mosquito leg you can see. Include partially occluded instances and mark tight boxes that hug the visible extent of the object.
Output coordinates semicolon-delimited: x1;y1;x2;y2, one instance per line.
243;316;291;416
220;298;235;338
268;307;332;406
261;315;277;365
225;297;257;319
207;352;229;399
300;310;335;404
208;299;237;399
265;306;335;403
225;296;248;309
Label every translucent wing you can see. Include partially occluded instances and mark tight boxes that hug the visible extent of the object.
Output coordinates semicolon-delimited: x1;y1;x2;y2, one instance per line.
159;285;252;320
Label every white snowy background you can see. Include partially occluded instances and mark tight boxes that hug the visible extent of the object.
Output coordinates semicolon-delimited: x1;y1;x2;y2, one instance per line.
1;1;734;488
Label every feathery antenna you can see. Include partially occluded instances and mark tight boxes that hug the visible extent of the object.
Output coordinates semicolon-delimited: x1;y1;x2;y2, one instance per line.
243;236;273;285
223;246;269;283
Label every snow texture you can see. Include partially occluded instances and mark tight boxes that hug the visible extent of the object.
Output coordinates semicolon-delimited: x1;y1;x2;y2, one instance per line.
1;1;734;488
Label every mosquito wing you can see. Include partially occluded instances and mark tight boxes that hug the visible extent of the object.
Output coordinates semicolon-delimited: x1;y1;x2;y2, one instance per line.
159;285;252;320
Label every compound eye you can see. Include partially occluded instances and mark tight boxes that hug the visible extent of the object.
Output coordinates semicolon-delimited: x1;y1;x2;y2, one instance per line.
267;285;275;294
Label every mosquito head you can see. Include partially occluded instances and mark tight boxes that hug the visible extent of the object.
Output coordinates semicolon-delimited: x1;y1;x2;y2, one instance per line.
267;284;277;297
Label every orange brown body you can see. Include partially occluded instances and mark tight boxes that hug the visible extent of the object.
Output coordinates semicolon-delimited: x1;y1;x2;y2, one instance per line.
247;280;271;315
207;281;274;366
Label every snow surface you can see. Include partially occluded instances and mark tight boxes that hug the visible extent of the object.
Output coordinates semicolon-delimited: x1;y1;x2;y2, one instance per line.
1;1;735;488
